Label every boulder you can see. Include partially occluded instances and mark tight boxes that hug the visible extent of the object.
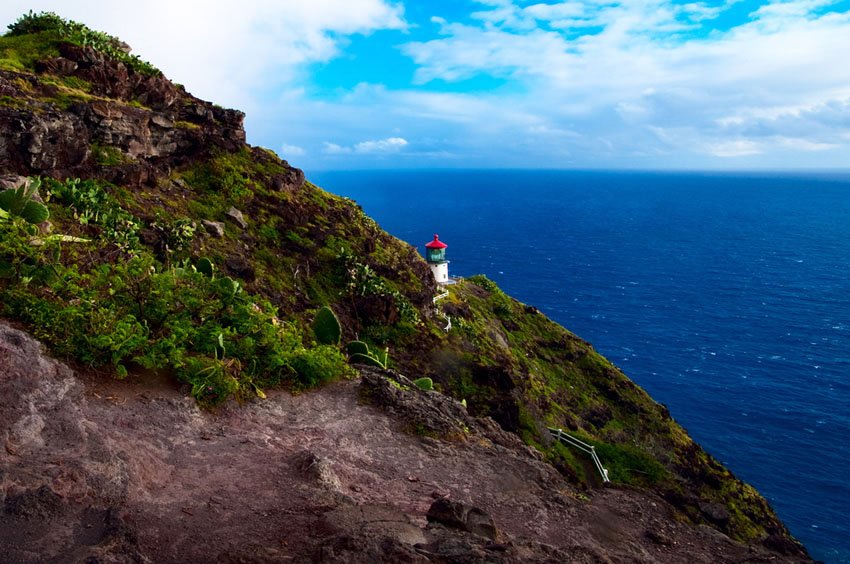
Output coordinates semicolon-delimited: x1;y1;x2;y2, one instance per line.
426;498;498;540
201;219;225;237
225;207;247;229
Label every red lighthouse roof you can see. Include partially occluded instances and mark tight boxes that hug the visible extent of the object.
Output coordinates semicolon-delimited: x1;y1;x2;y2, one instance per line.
425;234;447;249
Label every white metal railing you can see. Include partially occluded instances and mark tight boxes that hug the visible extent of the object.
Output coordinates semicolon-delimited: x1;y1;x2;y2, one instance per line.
439;311;452;332
433;291;449;303
548;427;610;483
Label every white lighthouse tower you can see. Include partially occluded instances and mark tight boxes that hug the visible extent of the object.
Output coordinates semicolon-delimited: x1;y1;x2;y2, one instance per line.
425;234;450;284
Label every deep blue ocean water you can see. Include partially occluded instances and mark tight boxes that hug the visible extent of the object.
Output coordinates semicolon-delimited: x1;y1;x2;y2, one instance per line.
311;169;850;563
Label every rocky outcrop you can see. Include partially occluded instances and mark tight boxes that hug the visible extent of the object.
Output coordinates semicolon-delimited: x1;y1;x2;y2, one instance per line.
359;366;528;451
0;40;247;184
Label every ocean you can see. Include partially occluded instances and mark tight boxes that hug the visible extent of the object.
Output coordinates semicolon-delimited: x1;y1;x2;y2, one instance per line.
311;169;850;563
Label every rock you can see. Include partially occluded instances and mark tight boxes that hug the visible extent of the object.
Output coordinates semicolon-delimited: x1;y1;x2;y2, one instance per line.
3;485;64;520
354;293;399;326
271;166;305;192
426;498;499;540
0;174;28;190
224;255;255;280
34;57;79;76
583;403;614;429
225;207;247;229
644;527;673;546
201;219;225;237
0;45;248;182
0;323;814;563
359;367;527;451
699;501;731;529
359;367;473;439
293;450;342;493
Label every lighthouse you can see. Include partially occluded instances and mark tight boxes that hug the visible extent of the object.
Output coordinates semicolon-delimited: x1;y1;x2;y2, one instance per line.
425;234;450;284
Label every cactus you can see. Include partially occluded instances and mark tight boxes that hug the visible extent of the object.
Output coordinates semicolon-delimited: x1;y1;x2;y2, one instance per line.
0;178;49;225
217;275;240;298
346;340;370;356
313;305;342;346
197;257;215;278
413;377;434;391
375;346;389;367
349;352;386;369
345;340;389;369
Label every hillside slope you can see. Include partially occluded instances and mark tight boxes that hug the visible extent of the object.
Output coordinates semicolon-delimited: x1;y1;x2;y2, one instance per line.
0;322;808;562
0;12;808;560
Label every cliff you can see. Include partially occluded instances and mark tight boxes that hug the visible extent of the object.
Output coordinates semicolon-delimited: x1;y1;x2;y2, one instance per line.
0;12;810;562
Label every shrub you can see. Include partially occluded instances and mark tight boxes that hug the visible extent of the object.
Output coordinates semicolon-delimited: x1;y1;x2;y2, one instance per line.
196;257;214;277
0;189;356;406
46;177;140;251
288;345;353;388
7;11;161;76
345;340;370;356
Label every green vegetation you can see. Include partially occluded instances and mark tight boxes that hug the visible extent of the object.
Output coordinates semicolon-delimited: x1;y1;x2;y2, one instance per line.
197;257;215;277
47;177;141;253
0;27;60;72
0;176;353;404
5;11;160;76
0;178;49;225
91;143;133;166
182;147;263;204
413;377;434;391
346;340;389;369
416;273;788;542
312;305;342;345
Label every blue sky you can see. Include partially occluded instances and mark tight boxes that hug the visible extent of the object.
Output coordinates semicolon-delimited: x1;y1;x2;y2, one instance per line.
4;1;850;171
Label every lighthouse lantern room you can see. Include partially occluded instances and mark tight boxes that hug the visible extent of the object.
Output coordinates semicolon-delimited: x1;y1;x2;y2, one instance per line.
425;234;450;284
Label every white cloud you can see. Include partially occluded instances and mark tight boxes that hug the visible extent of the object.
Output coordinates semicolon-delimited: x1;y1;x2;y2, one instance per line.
0;0;405;111
707;139;763;157
322;137;408;155
396;0;850;164
354;137;409;153
280;143;306;157
322;142;351;154
9;2;850;168
776;137;838;151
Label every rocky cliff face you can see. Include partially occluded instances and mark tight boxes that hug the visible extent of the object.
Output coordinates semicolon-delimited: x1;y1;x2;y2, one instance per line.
0;14;810;562
1;43;245;186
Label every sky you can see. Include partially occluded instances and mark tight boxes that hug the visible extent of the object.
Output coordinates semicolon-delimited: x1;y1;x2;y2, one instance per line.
3;0;850;171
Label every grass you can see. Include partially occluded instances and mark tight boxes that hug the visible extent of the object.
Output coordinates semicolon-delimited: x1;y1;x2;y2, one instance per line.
91;143;134;166
5;12;161;76
0;31;60;73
